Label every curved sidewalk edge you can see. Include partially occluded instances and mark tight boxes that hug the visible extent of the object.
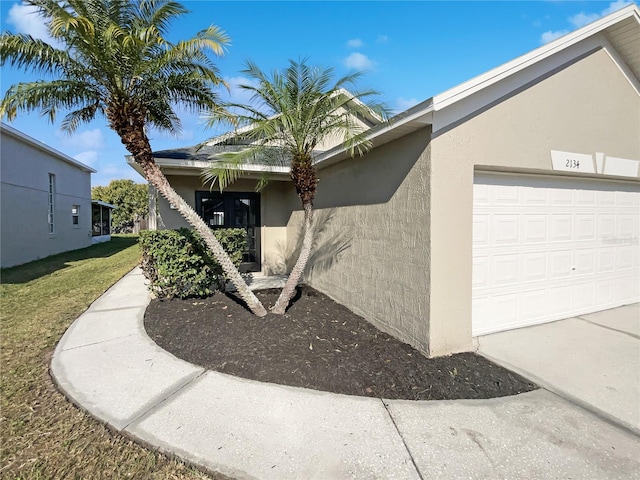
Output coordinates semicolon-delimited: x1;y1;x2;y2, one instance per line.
51;268;640;480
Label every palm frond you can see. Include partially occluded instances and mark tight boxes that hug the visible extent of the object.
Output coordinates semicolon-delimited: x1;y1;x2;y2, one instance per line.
0;33;72;76
2;0;228;140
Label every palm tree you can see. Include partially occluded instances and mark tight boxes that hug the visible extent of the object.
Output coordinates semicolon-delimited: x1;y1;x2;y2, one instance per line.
205;59;388;314
0;0;267;316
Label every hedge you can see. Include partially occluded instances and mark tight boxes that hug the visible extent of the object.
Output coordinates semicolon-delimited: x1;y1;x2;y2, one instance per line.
139;228;246;298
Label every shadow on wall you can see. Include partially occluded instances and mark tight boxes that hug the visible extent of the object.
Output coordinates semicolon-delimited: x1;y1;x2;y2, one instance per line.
313;127;431;210
263;209;352;278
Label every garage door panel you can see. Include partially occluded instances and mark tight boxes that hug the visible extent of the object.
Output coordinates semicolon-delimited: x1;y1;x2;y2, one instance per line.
594;279;615;306
615;277;635;303
617;191;635;206
522;186;547;204
598;190;616;205
597;214;616;237
522;215;547;243
473;174;640;336
521;289;547;322
573;248;595;275
576;189;596;205
492;184;520;204
549;188;573;205
596;247;616;273
493;215;519;244
550;214;572;241
617;214;635;237
549;251;572;279
522;253;547;282
490;293;519;325
493;254;519;286
472;256;489;288
572;282;595;311
473;183;490;204
574;215;596;240
617;245;635;270
548;286;572;317
473;214;489;246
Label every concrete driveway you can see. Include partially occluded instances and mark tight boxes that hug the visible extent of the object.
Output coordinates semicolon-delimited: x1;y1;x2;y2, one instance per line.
476;303;640;436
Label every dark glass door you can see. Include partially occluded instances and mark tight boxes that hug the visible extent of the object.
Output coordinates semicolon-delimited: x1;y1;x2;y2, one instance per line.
196;191;260;271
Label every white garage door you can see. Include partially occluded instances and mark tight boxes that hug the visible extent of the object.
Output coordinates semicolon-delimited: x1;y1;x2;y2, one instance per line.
472;173;640;336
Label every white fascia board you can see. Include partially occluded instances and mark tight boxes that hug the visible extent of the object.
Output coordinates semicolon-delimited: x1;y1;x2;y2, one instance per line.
599;34;640;94
432;4;639;112
432;33;612;134
126;155;289;179
126;155;145;178
92;200;118;209
1;122;97;173
154;157;289;174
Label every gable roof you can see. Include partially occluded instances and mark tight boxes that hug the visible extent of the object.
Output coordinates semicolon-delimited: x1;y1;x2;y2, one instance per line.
130;5;639;179
316;4;640;168
1;122;97;173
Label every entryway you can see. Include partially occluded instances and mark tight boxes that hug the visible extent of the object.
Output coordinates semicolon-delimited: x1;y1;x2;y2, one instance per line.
196;191;260;272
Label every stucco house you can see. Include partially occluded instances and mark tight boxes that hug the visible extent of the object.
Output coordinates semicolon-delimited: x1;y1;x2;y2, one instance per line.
129;5;640;357
1;123;97;268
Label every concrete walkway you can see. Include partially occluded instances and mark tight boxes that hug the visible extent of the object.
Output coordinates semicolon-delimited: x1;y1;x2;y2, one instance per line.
51;269;640;480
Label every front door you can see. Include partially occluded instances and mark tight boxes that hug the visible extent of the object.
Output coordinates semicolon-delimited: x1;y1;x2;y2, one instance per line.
196;191;260;272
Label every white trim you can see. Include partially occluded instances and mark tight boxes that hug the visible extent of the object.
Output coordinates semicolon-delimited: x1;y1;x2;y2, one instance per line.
1;123;97;173
91;200;117;209
598;35;640;94
317;5;639;164
433;4;639;111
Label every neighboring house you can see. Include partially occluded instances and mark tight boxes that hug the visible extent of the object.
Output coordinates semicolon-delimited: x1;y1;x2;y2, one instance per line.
1;123;96;268
129;5;640;357
91;200;117;244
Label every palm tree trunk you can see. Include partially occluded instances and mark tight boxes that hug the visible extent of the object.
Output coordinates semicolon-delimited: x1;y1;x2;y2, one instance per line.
110;113;267;317
271;202;314;314
141;160;267;316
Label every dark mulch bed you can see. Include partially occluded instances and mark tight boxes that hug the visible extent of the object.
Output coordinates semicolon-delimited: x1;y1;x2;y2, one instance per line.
144;286;537;400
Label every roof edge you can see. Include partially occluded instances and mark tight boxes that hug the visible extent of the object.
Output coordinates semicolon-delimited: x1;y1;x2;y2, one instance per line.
432;4;640;111
1;122;97;173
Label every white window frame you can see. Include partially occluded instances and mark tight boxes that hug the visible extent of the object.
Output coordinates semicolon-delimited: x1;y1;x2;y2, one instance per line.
72;204;80;227
48;173;56;234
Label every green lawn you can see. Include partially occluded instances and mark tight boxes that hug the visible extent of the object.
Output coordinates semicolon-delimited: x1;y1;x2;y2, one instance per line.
0;236;217;479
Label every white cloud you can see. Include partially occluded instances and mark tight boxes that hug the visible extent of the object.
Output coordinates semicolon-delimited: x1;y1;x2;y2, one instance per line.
541;1;633;44
74;151;98;167
540;30;569;44
568;12;600;28
602;0;633;15
396;97;420;112
57;128;105;150
377;34;389;44
346;38;363;48
343;52;374;70
224;76;261;105
6;2;61;47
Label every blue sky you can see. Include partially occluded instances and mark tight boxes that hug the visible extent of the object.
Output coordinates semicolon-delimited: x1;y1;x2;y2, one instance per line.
0;0;635;186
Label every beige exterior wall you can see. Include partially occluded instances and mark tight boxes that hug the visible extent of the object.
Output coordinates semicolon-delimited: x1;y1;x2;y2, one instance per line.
427;47;640;356
293;128;432;353
154;47;638;358
1;131;93;268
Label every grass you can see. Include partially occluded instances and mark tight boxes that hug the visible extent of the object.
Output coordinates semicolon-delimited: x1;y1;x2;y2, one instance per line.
0;236;218;479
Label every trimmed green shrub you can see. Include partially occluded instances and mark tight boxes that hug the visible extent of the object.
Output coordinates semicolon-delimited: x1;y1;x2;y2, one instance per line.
139;228;246;298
